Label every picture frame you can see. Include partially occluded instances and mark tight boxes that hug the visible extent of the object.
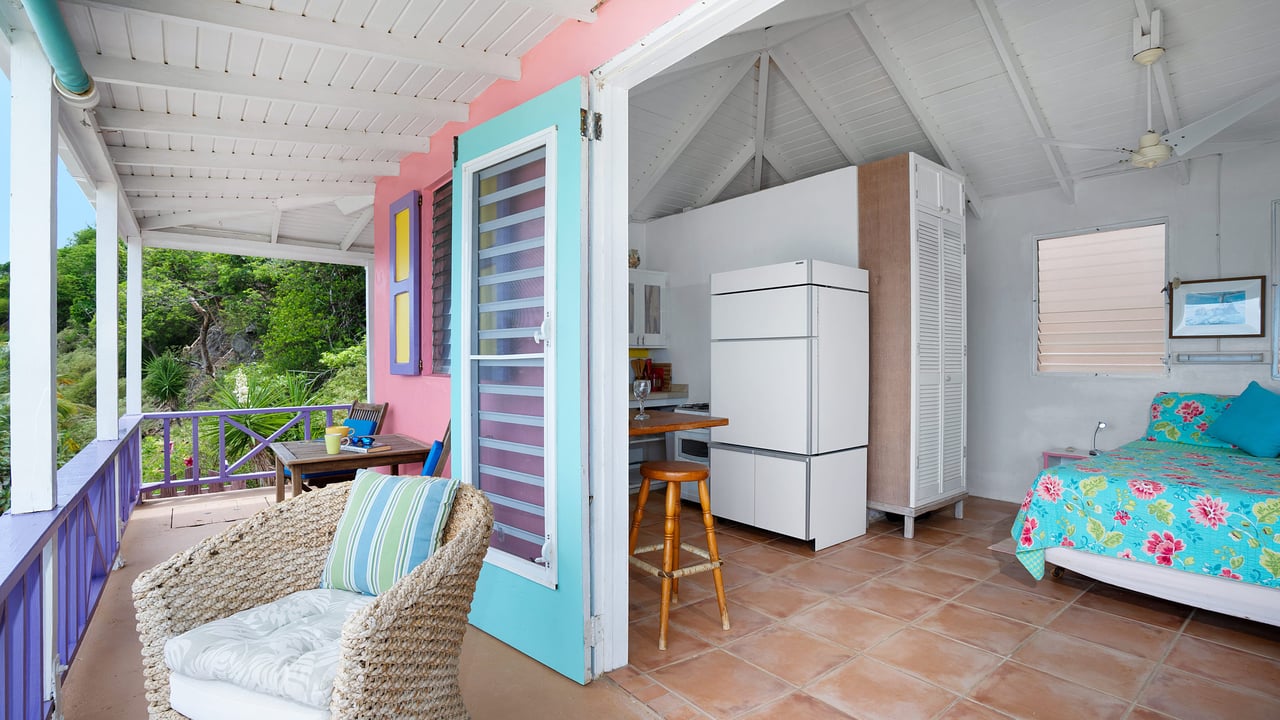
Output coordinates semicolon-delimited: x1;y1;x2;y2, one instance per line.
1169;275;1266;338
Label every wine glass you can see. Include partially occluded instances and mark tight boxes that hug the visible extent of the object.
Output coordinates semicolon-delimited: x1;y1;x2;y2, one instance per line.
633;379;652;421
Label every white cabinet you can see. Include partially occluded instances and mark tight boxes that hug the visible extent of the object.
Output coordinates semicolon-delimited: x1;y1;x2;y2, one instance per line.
710;446;867;549
915;160;964;218
628;270;667;348
858;153;967;538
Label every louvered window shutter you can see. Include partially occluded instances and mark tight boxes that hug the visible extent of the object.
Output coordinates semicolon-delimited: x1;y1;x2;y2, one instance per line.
1036;223;1166;374
431;181;453;375
390;190;422;375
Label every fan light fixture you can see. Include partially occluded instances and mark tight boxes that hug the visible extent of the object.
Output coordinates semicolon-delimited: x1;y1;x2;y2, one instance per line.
1131;131;1173;168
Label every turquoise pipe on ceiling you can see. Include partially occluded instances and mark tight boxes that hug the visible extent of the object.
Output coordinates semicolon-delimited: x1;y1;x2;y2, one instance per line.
23;0;93;97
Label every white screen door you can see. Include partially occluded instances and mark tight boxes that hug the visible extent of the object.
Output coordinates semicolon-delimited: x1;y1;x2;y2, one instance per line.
453;77;590;683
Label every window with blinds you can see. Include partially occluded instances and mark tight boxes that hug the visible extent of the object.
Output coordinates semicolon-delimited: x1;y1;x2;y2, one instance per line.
1035;223;1167;375
430;181;452;375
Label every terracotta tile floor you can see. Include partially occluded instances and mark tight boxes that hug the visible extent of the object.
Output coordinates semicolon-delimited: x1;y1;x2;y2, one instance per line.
610;493;1280;720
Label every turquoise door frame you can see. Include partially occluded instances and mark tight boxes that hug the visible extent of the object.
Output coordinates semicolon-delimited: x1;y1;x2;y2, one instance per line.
452;77;591;683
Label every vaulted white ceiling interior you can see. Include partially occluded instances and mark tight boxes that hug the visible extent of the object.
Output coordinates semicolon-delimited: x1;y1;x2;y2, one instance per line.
4;0;1279;256
628;0;1280;222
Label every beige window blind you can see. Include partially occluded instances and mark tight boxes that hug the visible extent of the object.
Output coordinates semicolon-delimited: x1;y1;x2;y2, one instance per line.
1036;223;1166;374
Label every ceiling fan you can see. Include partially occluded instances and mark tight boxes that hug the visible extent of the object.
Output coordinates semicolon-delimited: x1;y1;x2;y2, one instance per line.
1039;10;1280;177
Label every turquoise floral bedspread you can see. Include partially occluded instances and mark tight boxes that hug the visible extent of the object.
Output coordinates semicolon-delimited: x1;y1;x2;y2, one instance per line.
1012;441;1280;587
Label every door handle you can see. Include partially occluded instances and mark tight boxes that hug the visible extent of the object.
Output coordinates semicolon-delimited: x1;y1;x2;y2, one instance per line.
533;315;550;345
535;536;553;567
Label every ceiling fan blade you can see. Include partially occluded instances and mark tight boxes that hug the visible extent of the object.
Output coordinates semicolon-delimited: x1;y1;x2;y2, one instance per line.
1069;158;1133;179
334;195;375;215
1174;140;1275;160
1038;138;1131;153
1162;79;1280;156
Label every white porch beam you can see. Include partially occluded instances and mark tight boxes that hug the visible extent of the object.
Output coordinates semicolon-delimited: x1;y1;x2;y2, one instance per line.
849;6;985;218
139;209;268;231
340;208;375;251
1134;0;1188;185
83;55;469;122
110;147;401;176
121;176;376;195
761;139;800;182
8;31;58;513
95;182;120;440
752;52;770;192
643;14;835;91
126;196;340;212
270;210;282;244
125;235;142;415
630;56;755;213
65;0;520;80
94;108;428;154
143;229;371;266
364;264;375;402
695;141;755;208
770;47;868;166
506;0;597;23
974;0;1074;203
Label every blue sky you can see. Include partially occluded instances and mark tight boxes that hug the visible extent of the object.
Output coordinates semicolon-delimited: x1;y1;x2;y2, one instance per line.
0;73;99;264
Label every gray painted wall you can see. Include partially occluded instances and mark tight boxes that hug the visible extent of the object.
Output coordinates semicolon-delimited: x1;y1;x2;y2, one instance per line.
967;145;1280;503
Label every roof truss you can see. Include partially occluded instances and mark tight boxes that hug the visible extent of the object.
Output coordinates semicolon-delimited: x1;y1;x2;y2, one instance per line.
95;109;429;154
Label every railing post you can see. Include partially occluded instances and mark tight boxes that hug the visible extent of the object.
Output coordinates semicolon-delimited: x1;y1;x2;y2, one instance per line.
41;536;59;708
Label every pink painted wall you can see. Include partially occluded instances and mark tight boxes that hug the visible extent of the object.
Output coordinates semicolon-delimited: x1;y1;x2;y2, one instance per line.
370;0;699;463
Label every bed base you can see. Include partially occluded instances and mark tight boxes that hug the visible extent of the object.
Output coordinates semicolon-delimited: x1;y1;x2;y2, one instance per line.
1045;547;1280;627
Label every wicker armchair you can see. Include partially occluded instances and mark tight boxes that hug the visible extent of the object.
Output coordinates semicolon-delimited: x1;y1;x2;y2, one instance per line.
133;483;493;720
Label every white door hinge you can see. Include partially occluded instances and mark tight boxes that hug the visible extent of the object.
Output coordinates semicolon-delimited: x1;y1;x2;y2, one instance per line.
588;615;605;648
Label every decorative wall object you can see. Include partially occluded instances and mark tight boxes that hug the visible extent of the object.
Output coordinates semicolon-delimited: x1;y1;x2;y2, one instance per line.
1169;275;1265;338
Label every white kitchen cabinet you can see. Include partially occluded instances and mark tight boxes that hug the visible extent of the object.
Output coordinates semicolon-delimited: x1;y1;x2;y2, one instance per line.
710;446;867;550
858;153;967;539
628;270;667;348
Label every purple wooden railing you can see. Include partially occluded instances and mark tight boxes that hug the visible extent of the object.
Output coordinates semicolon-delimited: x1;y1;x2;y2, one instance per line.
0;416;142;720
140;404;349;495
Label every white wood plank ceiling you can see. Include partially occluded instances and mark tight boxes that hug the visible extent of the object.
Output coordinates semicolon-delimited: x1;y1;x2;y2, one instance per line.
53;0;597;263
629;0;1280;221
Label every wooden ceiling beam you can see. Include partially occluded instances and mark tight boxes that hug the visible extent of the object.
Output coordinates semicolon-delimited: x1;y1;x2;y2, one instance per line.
111;147;401;176
849;5;984;217
340;208;376;251
752;52;770;192
695;141;755;208
121;176;375;195
143;229;371;266
64;0;520;79
95;109;427;154
506;0;597;23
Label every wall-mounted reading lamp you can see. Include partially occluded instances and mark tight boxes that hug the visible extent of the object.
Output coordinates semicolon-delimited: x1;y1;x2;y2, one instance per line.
1090;421;1107;456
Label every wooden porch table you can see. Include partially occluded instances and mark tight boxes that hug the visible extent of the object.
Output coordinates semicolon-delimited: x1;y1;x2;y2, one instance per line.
628;410;728;436
270;434;433;502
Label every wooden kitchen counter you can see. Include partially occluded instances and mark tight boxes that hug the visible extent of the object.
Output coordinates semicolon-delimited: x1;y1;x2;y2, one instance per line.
629;410;728;436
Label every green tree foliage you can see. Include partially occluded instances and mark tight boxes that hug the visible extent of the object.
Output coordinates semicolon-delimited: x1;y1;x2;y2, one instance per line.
262;263;367;372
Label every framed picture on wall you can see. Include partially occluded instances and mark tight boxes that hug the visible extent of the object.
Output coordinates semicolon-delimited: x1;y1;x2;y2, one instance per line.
1169;275;1266;338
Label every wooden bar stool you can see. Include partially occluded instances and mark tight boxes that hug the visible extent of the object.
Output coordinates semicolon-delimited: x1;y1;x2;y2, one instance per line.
628;460;730;650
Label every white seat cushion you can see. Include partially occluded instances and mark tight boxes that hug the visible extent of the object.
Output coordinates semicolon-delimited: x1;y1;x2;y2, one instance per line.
164;588;374;710
169;673;330;720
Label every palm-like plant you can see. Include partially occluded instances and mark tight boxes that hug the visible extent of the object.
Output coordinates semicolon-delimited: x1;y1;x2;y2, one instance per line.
199;367;318;475
142;352;190;409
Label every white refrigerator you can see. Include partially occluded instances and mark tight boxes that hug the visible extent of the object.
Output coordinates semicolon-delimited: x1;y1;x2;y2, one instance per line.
708;259;869;549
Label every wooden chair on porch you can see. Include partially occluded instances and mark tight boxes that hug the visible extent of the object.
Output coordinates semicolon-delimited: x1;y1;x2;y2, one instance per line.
299;400;390;489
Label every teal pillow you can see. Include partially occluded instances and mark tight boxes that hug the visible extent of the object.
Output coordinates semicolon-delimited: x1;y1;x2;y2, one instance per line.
320;470;461;596
1142;391;1236;448
343;417;377;438
1208;381;1280;457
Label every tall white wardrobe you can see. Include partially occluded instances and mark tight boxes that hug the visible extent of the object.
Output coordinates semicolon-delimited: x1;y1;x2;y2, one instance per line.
857;153;966;538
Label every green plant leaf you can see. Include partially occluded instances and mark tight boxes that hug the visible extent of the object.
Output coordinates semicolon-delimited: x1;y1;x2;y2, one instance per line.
1079;476;1107;497
1148;500;1174;525
1086;518;1106;541
1261;548;1280;578
1229;555;1245;570
1102;531;1124;548
1253;499;1280;525
1160;397;1176;407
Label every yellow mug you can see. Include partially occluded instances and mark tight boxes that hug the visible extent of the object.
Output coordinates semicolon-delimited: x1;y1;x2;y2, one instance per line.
325;425;351;439
324;433;342;454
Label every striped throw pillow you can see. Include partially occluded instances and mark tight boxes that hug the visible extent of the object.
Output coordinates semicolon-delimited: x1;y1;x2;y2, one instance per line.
320;470;461;596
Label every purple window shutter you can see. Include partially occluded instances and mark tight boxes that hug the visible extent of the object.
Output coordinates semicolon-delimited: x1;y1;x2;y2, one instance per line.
389;190;422;375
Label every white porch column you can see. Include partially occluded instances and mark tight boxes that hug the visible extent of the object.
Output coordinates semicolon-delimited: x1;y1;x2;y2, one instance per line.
365;262;375;400
96;183;119;439
8;31;59;513
125;234;143;414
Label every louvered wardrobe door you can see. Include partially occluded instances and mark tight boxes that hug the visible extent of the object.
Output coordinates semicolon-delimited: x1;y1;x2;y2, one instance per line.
940;216;966;497
913;210;944;506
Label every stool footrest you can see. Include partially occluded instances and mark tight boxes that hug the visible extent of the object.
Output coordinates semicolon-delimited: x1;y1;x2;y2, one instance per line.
629;554;723;580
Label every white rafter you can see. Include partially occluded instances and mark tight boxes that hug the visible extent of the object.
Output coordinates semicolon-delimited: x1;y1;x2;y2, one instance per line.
974;0;1074;203
761;139;800;183
143;230;371;266
770;47;867;167
139;209;268;231
121;176;376;195
506;0;597;23
849;6;984;217
127;196;339;212
64;0;520;80
752;52;770;192
94;109;427;154
111;147;401;176
695;141;756;208
270;210;282;244
84;55;469;122
340;208;376;251
630;56;755;213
